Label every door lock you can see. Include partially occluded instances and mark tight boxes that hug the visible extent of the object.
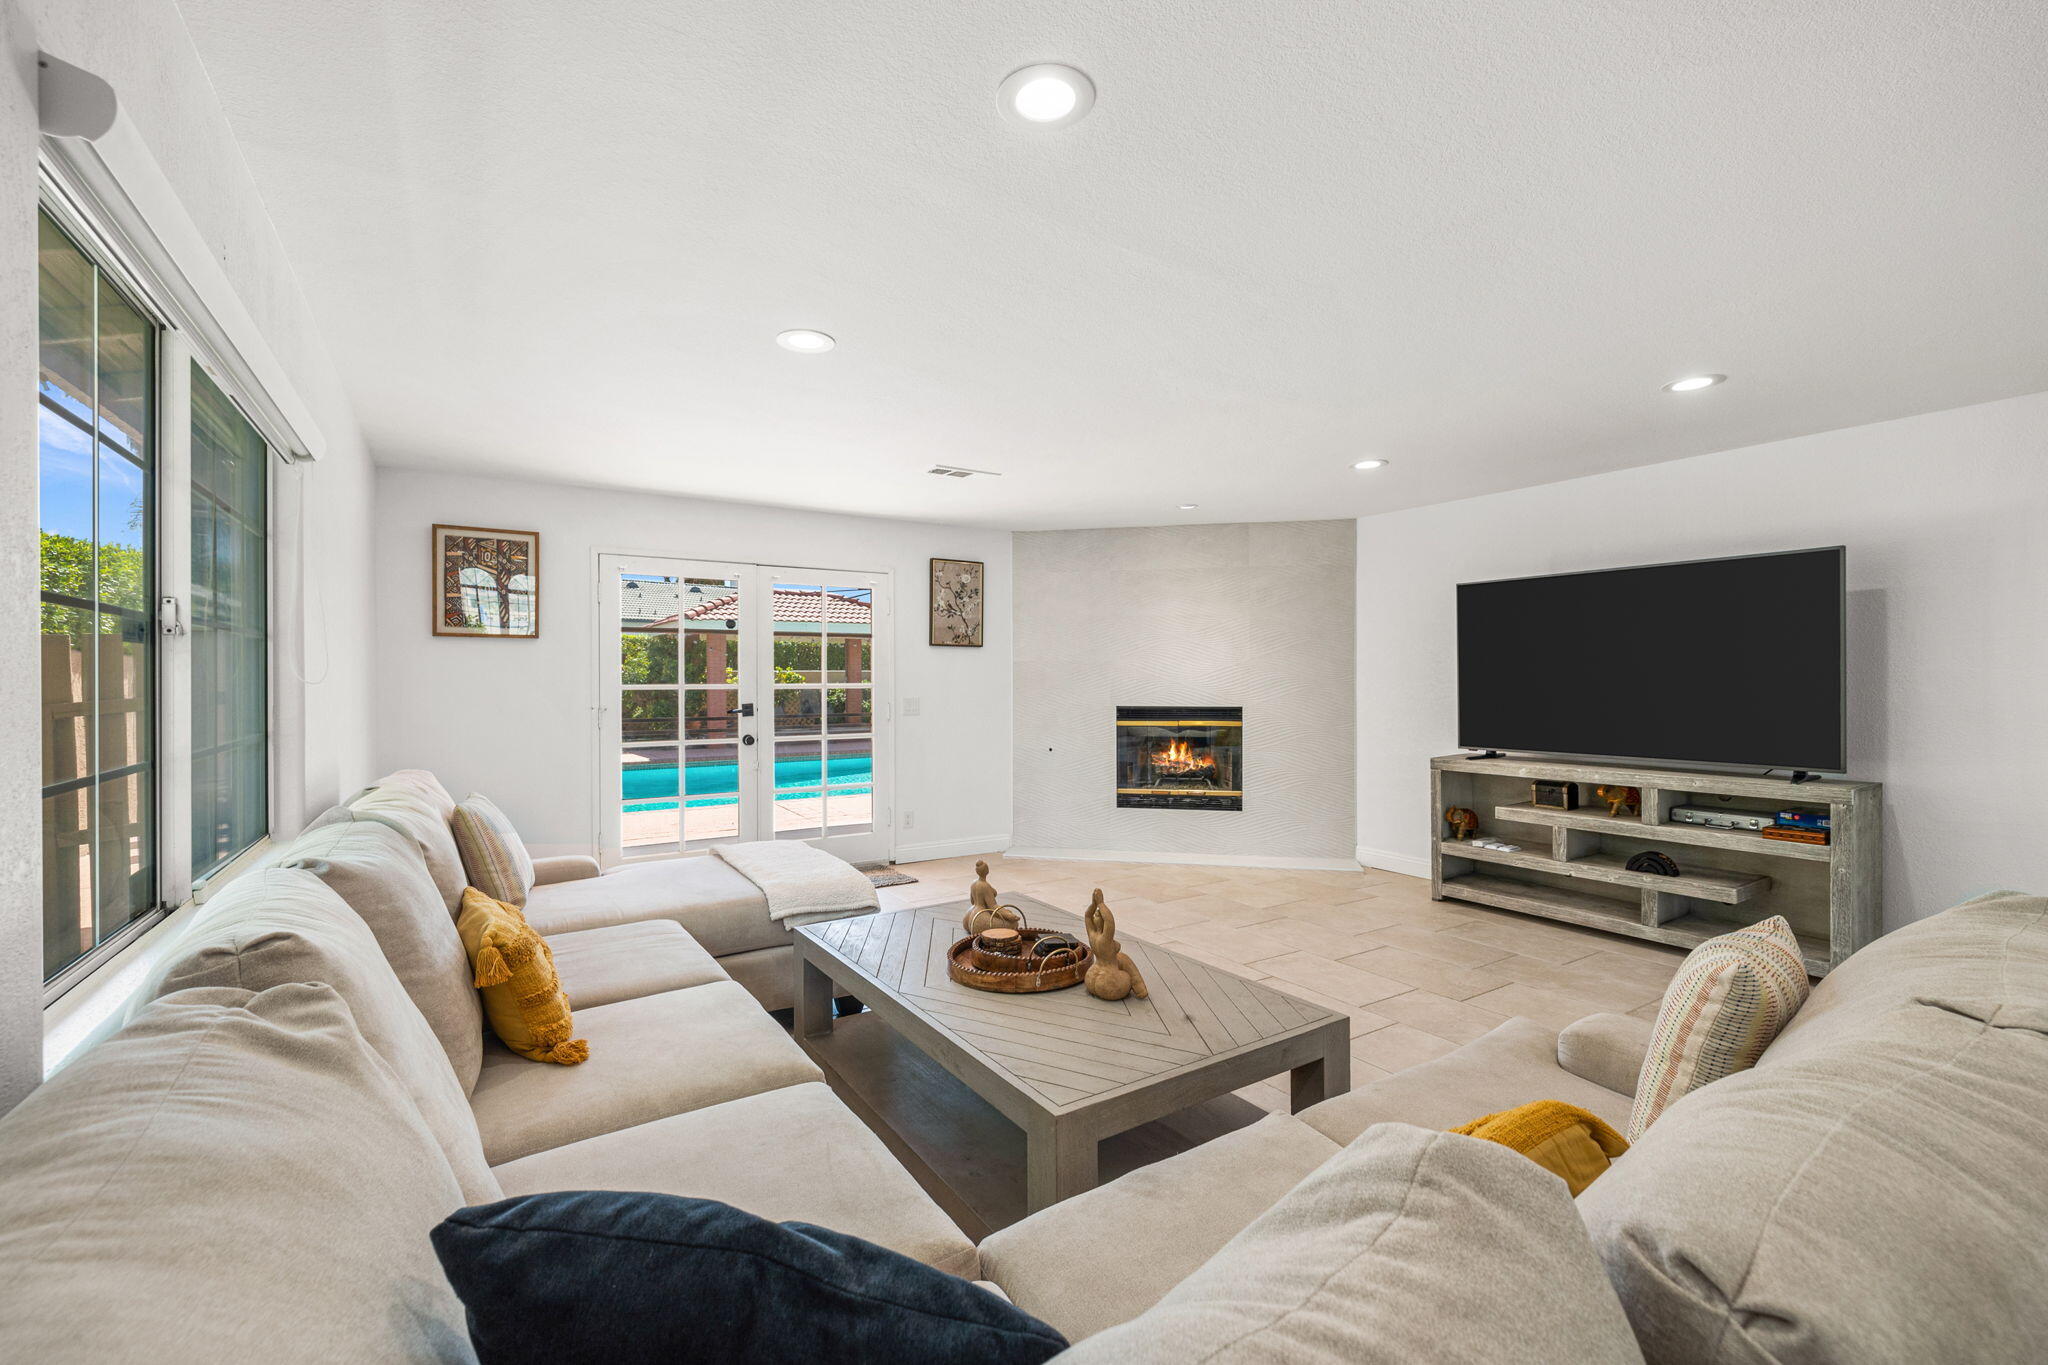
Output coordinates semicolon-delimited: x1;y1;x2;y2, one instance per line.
741;733;756;746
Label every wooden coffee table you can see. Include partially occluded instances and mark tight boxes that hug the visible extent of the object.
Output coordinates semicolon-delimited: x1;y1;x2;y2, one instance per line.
793;896;1350;1214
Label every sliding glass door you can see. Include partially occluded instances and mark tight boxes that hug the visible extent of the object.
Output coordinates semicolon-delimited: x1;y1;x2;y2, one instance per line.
598;557;890;867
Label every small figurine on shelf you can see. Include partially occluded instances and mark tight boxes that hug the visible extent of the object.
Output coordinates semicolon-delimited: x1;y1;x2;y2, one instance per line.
1595;785;1642;818
963;860;1025;936
1083;890;1148;1002
1444;806;1480;840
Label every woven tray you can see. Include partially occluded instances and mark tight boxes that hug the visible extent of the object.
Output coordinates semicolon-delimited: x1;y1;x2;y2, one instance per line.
947;928;1092;994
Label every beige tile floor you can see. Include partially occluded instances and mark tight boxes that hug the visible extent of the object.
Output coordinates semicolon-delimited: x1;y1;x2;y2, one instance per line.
872;850;1684;1115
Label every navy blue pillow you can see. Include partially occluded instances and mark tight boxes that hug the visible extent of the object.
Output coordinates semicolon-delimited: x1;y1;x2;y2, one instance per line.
431;1191;1068;1365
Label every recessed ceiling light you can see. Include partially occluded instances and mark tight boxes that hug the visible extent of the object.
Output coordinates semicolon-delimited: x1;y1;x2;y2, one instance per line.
1663;374;1725;392
776;329;835;353
999;64;1096;128
1177;503;1199;510
1352;458;1390;471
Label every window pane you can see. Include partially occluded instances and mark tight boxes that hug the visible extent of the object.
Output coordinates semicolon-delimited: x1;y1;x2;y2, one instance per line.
824;586;871;683
773;738;823;840
825;735;873;834
621;745;679;853
683;745;741;849
773;687;821;736
620;628;677;685
621;689;679;742
683;689;738;741
39;210;157;979
190;365;268;877
824;686;871;735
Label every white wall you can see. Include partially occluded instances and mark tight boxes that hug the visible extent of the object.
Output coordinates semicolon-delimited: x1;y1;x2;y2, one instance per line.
372;469;1012;862
1012;521;1356;866
1;0;378;1112
1355;391;2048;929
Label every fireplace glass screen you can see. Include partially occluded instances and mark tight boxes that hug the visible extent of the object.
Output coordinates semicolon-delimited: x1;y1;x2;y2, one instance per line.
1115;706;1243;810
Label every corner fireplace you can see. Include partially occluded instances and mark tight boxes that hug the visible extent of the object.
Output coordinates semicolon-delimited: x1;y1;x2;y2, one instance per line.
1116;706;1243;810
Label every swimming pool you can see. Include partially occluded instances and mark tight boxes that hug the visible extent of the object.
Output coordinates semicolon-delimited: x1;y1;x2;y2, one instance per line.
622;755;873;811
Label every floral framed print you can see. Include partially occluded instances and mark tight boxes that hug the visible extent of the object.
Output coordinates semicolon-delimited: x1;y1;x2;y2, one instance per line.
929;557;984;647
433;524;540;638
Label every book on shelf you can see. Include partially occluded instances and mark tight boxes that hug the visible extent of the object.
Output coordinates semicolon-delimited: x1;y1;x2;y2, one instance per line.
1762;824;1830;846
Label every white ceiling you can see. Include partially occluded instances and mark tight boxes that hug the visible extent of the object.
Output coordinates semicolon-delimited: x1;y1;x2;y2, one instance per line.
178;1;2048;530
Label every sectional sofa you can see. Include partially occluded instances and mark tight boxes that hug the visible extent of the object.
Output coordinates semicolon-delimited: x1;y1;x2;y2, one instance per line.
2;766;2042;1362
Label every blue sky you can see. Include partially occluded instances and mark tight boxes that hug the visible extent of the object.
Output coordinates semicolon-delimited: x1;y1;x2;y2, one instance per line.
40;380;145;549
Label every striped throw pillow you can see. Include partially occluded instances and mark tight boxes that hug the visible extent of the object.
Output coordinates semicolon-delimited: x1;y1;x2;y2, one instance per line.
1627;916;1811;1140
452;795;535;909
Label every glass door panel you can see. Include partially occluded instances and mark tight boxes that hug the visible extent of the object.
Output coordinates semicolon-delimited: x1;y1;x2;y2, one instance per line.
762;571;887;861
38;210;158;979
604;561;754;862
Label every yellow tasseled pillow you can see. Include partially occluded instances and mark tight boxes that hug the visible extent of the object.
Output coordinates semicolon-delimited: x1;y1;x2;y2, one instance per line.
1450;1100;1629;1196
456;887;589;1065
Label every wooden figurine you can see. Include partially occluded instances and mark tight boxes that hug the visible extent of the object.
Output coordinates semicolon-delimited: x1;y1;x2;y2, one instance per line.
1595;785;1642;818
963;859;1024;935
1083;890;1148;1002
1444;806;1480;840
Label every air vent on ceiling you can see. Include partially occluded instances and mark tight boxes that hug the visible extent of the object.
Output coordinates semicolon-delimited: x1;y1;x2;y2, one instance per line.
927;464;1001;479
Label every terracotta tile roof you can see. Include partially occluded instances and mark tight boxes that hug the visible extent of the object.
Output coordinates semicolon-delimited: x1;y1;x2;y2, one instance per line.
646;588;871;629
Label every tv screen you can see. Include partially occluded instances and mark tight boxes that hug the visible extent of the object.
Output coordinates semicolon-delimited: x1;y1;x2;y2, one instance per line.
1457;547;1846;772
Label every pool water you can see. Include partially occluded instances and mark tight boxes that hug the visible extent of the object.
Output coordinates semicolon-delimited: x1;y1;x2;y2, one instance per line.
622;756;873;811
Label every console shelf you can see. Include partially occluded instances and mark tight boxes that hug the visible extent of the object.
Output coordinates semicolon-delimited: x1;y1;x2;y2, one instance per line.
1430;755;1881;975
1493;801;1834;863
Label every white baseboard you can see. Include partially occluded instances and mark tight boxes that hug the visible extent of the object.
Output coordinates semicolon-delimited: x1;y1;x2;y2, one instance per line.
1355;844;1432;881
1005;846;1362;873
891;834;1011;864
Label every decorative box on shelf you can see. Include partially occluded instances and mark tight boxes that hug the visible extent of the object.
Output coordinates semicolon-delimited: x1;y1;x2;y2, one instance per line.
1430;754;1881;976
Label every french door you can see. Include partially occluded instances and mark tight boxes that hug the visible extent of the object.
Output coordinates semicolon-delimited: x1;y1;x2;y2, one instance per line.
597;555;890;868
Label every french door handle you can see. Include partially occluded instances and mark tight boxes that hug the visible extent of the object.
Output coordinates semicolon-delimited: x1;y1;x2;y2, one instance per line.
739;702;756;717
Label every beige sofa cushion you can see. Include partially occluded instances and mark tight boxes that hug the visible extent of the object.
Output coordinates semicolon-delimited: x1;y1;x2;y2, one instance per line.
1557;1012;1654;1097
278;817;485;1092
452;792;535;907
1766;888;2048;1067
141;867;499;1204
357;766;457;818
469;980;822;1163
522;853;777;955
1295;1016;1633;1144
1579;894;2048;1365
981;1114;1341;1341
0;985;472;1363
349;782;468;914
490;1081;978;1277
1059;1123;1644;1364
546;920;729;1010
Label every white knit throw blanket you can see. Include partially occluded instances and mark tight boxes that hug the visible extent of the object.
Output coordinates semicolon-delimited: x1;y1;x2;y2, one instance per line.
711;841;881;922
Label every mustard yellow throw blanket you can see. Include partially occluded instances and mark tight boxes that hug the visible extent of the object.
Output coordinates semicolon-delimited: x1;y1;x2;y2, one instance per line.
1450;1100;1629;1196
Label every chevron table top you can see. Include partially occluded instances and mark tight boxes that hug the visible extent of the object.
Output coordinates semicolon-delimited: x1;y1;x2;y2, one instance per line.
797;895;1346;1116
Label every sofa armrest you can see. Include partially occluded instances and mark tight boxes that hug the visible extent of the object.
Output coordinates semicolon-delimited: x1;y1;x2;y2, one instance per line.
531;854;601;886
1556;1013;1654;1098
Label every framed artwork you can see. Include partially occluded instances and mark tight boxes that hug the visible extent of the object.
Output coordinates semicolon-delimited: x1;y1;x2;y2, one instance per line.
930;557;984;647
433;524;540;638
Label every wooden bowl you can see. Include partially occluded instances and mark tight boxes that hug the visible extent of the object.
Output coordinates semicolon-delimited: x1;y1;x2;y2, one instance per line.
948;927;1093;993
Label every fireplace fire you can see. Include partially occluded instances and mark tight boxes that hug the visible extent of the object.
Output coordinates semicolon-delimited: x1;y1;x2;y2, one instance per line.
1115;706;1243;810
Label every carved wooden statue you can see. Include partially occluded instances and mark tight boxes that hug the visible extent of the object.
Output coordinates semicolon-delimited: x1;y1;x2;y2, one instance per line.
1595;785;1642;818
1444;806;1480;840
1083;890;1148;1002
963;859;1024;935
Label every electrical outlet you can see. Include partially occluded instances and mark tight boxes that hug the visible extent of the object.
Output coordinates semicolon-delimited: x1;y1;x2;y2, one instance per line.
901;697;922;717
902;810;915;829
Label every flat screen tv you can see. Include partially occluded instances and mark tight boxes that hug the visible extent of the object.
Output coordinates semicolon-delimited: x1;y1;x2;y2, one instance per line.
1457;547;1846;772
